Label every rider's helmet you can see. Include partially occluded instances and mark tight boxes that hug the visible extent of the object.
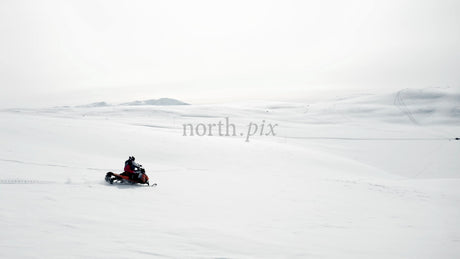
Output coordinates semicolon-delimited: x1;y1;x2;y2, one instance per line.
131;156;135;161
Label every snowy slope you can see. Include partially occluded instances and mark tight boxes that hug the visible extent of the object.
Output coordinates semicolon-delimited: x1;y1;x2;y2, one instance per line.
1;89;459;258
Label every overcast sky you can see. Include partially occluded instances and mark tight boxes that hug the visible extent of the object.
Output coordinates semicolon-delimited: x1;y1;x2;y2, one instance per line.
1;0;459;107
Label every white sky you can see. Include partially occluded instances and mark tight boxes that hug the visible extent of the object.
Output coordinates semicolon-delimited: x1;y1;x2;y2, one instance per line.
1;0;459;107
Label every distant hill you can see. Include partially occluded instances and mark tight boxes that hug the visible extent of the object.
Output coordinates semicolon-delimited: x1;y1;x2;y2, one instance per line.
121;98;189;106
77;98;189;107
76;101;110;108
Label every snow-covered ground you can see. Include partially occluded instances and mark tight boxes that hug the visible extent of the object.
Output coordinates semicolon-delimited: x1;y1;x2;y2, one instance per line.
1;88;459;258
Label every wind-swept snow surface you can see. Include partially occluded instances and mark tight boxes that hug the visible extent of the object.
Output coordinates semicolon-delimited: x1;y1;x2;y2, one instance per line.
1;89;459;258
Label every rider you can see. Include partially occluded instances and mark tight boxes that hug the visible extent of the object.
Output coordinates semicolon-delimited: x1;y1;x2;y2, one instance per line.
123;156;142;180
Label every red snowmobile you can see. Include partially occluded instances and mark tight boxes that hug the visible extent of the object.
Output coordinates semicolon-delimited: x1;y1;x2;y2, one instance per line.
105;166;151;186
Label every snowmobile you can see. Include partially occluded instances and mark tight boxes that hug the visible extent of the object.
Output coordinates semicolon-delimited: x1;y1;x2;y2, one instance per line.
105;166;151;186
